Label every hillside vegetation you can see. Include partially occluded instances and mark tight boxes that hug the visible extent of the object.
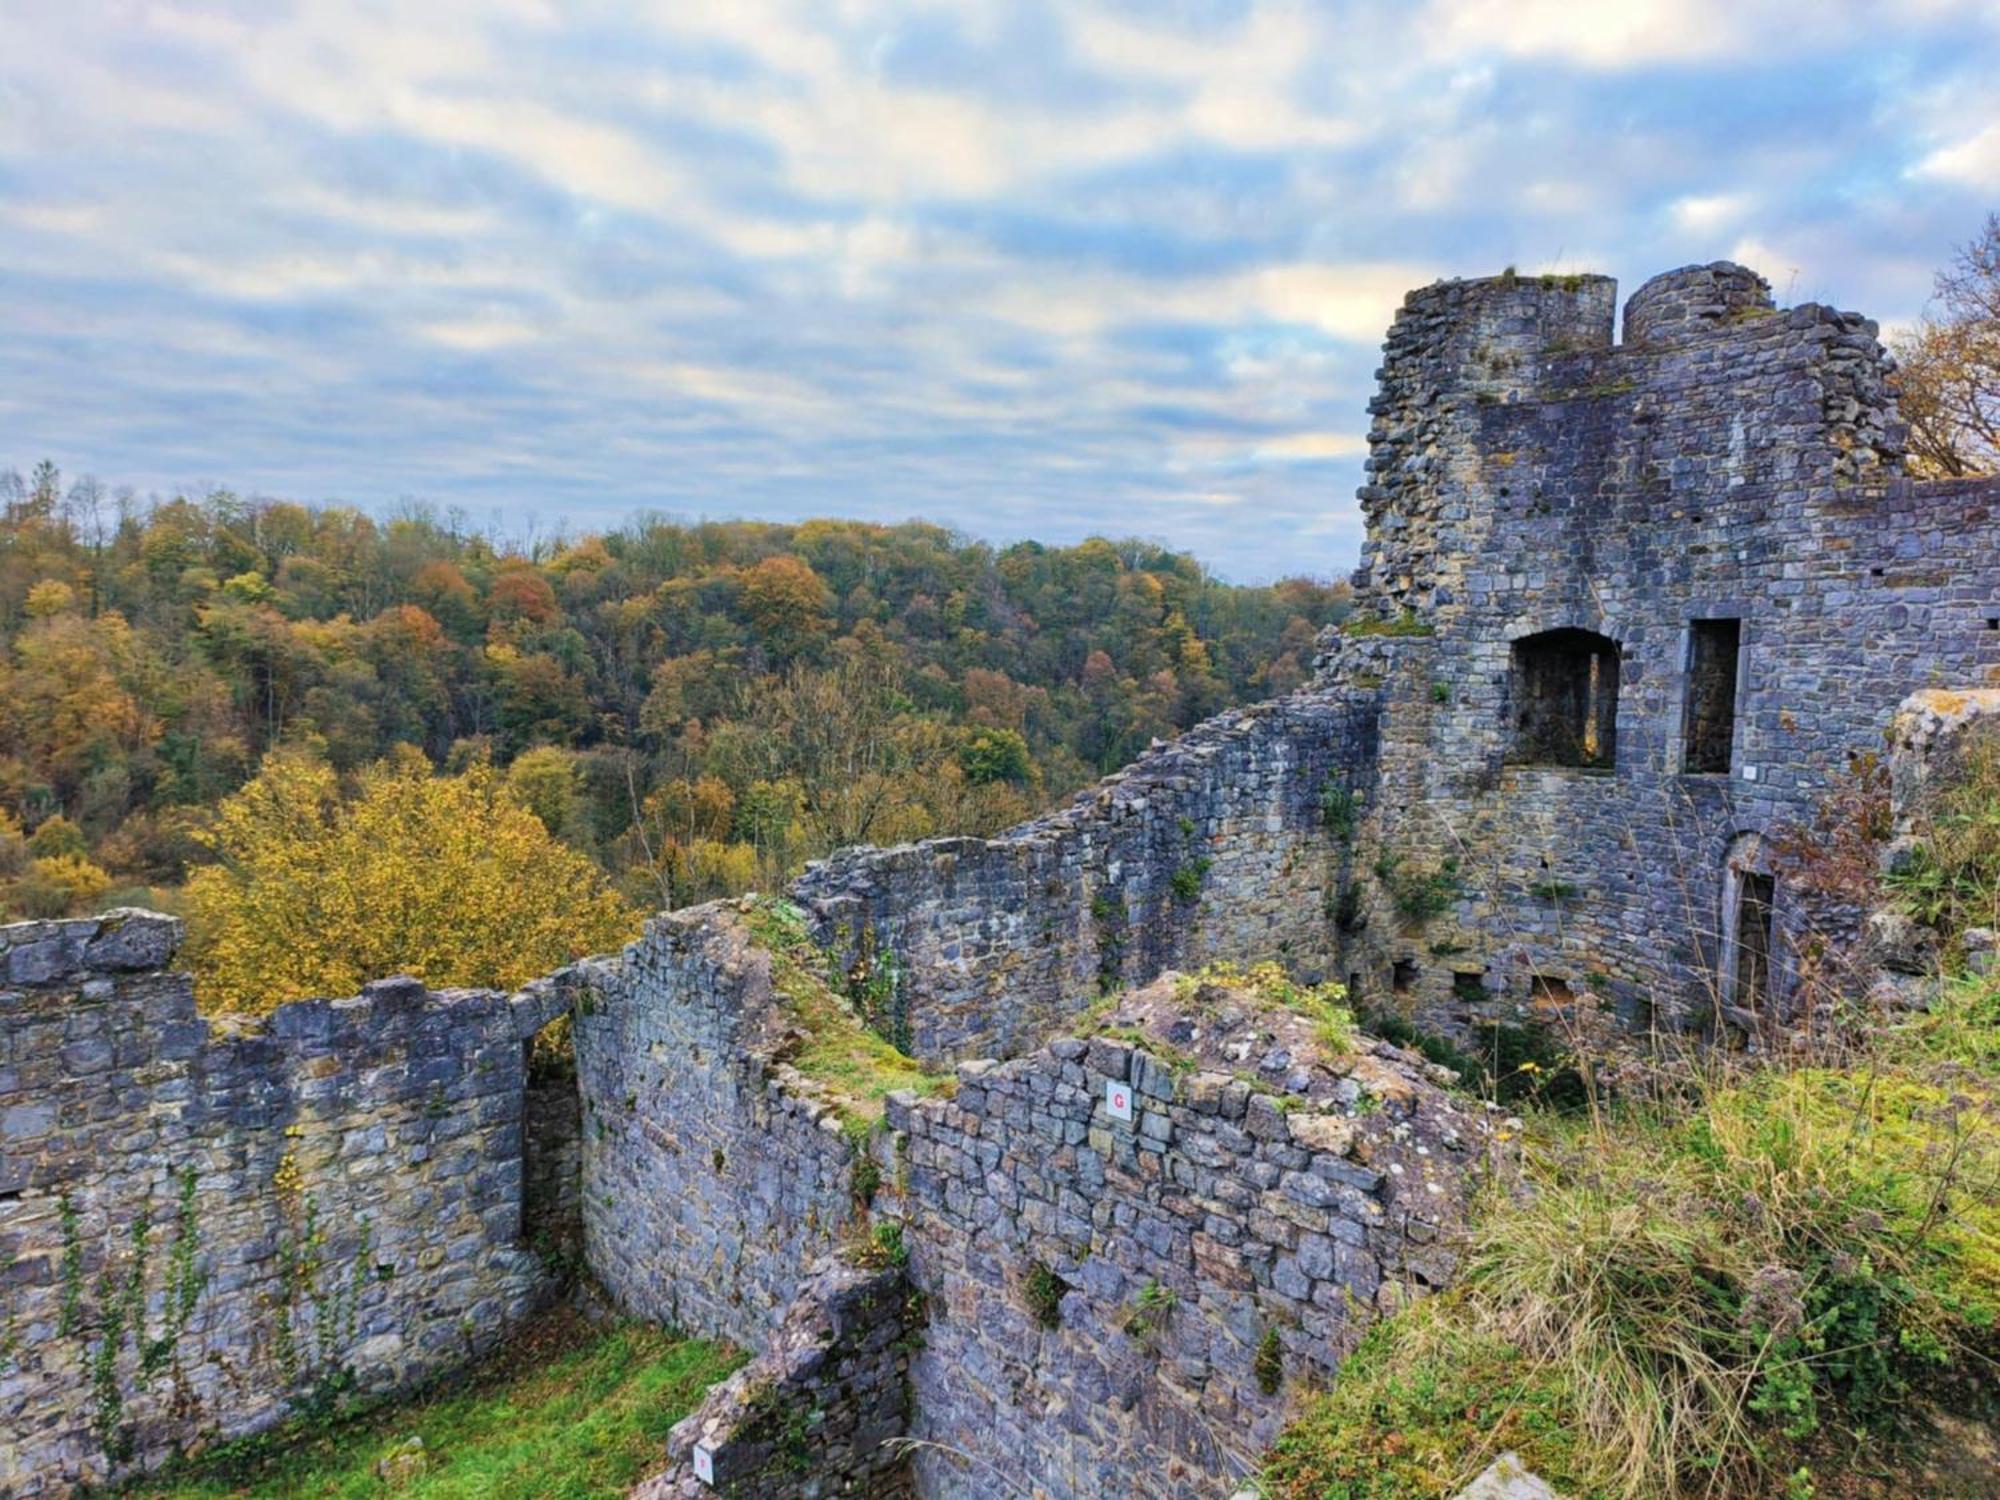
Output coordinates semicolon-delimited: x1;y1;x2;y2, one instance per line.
0;462;1345;1000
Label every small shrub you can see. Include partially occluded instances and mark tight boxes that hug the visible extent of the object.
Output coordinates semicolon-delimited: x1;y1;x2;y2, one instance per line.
26;814;86;860
1024;1261;1068;1330
1255;1325;1285;1395
14;854;111;918
1170;858;1212;903
1430;681;1452;704
1373;852;1460;925
1528;879;1578;902
1318;777;1358;842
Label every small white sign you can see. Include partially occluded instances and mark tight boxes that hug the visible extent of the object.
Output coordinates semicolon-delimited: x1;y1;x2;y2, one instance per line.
693;1443;715;1486
1105;1078;1133;1122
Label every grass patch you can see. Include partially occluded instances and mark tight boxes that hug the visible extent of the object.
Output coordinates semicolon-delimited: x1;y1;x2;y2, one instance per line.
129;1307;741;1500
1174;961;1357;1054
1344;610;1436;639
1262;977;2000;1498
743;899;952;1131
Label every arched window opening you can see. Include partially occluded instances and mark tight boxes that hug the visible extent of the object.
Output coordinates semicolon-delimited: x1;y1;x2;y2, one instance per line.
1508;629;1621;769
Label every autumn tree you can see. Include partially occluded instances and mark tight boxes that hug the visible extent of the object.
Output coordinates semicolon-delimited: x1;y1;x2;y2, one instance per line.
184;748;638;1012
738;554;832;663
1894;212;2000;478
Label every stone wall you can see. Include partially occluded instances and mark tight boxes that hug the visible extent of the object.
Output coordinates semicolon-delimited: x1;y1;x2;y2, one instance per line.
640;1254;916;1499
0;912;565;1493
792;686;1378;1064
566;908;867;1351
880;975;1494;1500
1330;262;2000;1040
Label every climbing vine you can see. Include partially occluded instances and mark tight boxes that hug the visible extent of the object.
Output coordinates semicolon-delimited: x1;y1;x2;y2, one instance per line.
272;1135;373;1405
55;1165;210;1461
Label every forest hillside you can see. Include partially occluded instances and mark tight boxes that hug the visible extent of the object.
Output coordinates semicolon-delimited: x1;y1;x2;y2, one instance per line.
0;462;1347;1002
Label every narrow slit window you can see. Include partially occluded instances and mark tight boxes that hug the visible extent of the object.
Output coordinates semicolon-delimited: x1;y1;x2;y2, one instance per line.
1508;629;1621;769
1683;619;1742;773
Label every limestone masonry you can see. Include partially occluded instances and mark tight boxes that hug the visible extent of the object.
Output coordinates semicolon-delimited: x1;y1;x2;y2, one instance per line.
4;261;1998;1497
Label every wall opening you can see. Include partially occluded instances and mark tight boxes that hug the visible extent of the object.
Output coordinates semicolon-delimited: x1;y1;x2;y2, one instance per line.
1392;959;1419;995
1719;832;1783;1037
1732;872;1776;1014
1683;619;1742;773
522;1017;583;1278
1508;629;1620;769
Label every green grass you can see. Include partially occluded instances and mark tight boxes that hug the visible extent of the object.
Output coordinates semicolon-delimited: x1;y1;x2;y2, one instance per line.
1263;971;2000;1499
742;898;953;1130
1343;610;1436;639
131;1309;742;1500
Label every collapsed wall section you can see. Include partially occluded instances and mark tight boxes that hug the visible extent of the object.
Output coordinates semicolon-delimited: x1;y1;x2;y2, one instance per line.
792;686;1379;1063
640;1254;917;1499
0;912;565;1494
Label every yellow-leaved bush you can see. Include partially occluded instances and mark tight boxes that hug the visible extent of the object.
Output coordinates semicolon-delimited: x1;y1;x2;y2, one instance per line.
185;748;640;1014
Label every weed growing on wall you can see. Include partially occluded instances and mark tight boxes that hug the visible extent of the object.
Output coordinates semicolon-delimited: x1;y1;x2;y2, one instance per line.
1122;1280;1178;1348
1023;1262;1068;1330
1170;857;1213;902
1372;851;1461;925
1318;774;1359;842
1254;1325;1285;1396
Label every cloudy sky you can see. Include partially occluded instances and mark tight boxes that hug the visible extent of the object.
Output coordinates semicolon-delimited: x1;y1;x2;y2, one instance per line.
4;2;1999;580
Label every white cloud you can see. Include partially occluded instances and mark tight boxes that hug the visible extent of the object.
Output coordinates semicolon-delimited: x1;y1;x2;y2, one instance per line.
1673;193;1753;233
1251;432;1370;461
419;318;545;352
1913;121;2000;188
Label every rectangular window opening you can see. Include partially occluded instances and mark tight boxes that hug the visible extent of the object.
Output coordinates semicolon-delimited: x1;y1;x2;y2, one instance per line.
1391;959;1419;995
1509;629;1621;769
1683;619;1742;774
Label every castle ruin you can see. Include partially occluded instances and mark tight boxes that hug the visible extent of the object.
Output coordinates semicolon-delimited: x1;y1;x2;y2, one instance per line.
4;262;1998;1497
